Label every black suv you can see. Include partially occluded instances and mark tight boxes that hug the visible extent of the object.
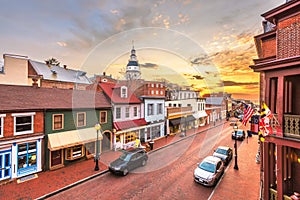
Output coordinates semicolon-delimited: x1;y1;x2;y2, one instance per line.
109;148;148;176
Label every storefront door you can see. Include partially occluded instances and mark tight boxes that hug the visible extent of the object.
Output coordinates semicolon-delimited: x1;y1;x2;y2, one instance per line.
0;151;11;181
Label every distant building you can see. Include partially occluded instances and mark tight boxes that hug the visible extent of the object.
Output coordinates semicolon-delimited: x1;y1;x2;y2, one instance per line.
250;0;300;199
125;45;141;80
0;54;90;90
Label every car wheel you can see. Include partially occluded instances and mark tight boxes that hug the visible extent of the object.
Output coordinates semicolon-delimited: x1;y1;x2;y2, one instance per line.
141;159;147;166
123;168;129;176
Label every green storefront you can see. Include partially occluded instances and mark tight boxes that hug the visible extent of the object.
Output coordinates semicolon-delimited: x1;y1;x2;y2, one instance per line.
44;109;112;170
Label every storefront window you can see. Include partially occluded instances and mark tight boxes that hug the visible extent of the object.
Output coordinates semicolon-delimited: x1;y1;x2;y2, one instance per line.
125;132;137;143
17;142;37;175
85;142;95;156
65;145;84;160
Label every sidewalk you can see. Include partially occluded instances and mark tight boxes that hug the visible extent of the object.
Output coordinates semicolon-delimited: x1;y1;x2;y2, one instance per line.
0;119;260;199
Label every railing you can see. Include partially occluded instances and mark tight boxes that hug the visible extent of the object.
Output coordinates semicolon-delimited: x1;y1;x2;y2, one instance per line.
284;114;300;139
270;188;277;200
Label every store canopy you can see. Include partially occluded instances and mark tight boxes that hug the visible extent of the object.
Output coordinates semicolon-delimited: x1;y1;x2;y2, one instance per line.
113;118;147;131
193;111;208;119
48;127;103;151
169;115;196;126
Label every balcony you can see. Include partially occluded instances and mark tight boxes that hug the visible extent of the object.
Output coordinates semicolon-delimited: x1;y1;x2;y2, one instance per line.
284;114;300;139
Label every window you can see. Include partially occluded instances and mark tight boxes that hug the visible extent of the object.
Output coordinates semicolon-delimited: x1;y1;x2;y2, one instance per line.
53;114;64;130
168;103;172;107
156;90;159;94
116;107;121;119
148;104;154;115
157;103;163;114
13;112;35;135
121;86;127;98
100;111;107;123
0;114;5;137
125;107;130;118
77;112;86;127
151;90;154;94
125;132;137;143
133;107;138;117
160;91;163;95
65;145;84;160
17;142;37;175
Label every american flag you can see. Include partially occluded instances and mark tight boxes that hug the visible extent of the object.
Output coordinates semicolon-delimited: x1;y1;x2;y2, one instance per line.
242;103;254;126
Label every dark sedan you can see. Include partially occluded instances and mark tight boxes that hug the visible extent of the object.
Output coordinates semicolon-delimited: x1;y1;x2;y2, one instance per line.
231;129;246;141
213;146;233;165
109;148;148;176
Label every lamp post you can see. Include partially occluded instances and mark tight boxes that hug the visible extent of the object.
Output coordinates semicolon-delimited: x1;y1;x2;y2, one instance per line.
94;123;101;171
233;123;239;170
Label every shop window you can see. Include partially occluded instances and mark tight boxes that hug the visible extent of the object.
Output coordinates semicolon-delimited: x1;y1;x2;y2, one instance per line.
100;111;107;124
116;135;121;143
77;112;86;127
53;114;64;130
17;142;37;175
50;150;63;168
116;107;121;119
65;145;84;160
125;132;136;143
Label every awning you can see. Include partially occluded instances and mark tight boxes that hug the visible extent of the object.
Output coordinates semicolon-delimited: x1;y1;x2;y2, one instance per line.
169;115;196;126
114;118;147;131
48;127;103;151
193;111;208;119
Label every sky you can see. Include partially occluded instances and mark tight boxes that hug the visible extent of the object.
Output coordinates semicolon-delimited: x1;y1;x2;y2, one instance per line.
0;0;284;101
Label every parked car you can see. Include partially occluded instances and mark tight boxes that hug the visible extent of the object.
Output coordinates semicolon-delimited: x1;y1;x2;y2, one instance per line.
231;129;246;141
194;156;225;186
213;146;233;165
109;148;148;176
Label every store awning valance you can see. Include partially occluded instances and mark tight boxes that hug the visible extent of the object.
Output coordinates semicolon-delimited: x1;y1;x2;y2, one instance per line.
193;111;208;119
169;115;196;126
114;118;147;131
48;127;103;151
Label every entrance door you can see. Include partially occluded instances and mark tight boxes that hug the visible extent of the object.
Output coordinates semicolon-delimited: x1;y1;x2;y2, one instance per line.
102;132;111;152
0;151;11;181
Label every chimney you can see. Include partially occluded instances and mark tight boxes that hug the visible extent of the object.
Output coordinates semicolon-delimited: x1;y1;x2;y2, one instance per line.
103;72;106;76
63;64;67;69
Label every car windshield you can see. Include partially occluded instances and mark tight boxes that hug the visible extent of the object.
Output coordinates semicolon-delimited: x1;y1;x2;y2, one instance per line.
237;130;243;135
199;161;216;173
119;153;131;161
216;148;227;155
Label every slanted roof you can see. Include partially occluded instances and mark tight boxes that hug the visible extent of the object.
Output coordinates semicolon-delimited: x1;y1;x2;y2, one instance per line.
205;97;224;105
99;82;141;104
0;84;111;112
29;60;90;84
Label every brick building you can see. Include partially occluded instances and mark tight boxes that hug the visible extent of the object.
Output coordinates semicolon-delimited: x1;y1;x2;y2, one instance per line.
250;0;300;199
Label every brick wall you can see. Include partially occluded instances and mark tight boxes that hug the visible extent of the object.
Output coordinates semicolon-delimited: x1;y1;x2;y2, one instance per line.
261;37;276;58
3;112;44;137
277;13;300;59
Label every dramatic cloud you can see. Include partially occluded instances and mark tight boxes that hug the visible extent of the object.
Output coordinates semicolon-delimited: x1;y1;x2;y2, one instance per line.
140;63;159;68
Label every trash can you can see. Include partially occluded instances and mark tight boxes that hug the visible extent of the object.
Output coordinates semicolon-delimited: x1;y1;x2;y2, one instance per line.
149;140;154;150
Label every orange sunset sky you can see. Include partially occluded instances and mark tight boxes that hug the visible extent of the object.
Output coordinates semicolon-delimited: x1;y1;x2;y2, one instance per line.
0;0;284;101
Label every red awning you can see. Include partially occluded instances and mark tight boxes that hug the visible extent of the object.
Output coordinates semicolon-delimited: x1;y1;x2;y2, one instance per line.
114;119;148;131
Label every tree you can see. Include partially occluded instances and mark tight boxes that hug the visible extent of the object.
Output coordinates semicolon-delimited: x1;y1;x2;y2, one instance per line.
45;57;60;66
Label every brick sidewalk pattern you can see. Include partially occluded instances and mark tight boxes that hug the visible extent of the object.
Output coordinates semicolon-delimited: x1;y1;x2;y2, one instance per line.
0;119;260;200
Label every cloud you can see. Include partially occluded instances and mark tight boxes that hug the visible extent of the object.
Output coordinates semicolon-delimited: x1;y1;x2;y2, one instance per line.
140;62;159;68
223;81;258;87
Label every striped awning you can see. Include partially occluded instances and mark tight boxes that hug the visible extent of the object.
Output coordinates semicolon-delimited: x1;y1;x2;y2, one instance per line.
113;118;147;131
48;127;103;151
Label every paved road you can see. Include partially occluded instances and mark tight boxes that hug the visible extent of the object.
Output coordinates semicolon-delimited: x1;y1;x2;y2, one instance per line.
48;122;242;200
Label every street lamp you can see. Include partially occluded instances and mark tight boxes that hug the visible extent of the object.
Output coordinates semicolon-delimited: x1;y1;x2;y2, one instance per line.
233;123;239;170
94;123;101;171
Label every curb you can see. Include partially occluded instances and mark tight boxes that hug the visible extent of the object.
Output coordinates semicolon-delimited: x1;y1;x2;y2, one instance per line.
38;121;226;199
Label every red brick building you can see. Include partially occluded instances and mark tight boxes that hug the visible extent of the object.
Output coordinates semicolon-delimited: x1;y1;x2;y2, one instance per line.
250;1;300;199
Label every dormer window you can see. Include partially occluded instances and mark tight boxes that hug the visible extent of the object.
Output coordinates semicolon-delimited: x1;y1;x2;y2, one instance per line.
121;86;128;98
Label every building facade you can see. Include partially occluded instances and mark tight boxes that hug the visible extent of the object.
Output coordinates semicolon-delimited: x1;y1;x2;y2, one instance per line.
250;1;300;199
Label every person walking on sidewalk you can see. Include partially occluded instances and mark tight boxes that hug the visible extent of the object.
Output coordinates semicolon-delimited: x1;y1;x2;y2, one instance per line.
148;139;154;150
